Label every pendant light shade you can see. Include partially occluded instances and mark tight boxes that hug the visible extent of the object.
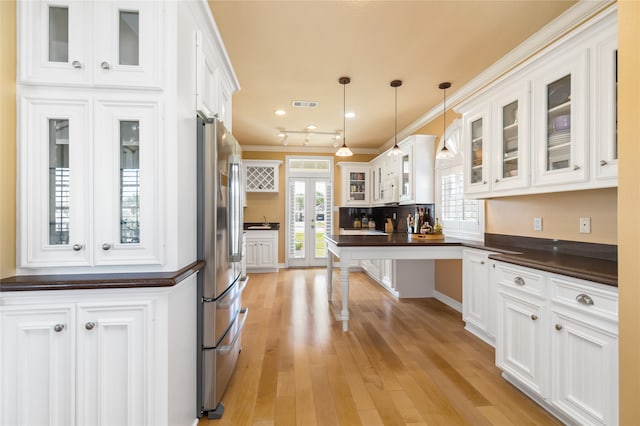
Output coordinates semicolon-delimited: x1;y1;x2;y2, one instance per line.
387;79;404;157
335;76;353;157
436;81;455;160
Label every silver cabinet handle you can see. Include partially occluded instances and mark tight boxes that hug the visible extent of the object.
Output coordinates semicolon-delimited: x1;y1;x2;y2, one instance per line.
495;178;500;183
85;322;96;330
576;293;594;306
573;165;581;171
555;324;563;331
54;324;65;332
100;61;110;70
102;243;112;251
72;244;83;251
531;314;538;321
72;60;82;69
482;180;487;184
600;160;608;166
480;261;485;265
514;276;525;286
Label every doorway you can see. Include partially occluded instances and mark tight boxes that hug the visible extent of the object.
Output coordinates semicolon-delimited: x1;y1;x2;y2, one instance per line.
286;157;333;268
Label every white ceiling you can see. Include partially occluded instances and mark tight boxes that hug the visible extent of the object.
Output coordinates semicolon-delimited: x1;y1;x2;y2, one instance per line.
208;1;576;152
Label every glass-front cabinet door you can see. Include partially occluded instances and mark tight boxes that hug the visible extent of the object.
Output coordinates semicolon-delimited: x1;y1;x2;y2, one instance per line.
532;50;587;187
93;100;161;266
463;105;490;195
20;97;91;267
492;83;530;192
399;149;412;202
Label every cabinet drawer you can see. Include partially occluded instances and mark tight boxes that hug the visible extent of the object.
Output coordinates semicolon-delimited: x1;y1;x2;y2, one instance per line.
495;263;545;298
550;276;618;321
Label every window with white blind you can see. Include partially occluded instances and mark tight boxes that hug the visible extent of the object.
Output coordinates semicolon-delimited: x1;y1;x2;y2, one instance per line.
435;120;484;241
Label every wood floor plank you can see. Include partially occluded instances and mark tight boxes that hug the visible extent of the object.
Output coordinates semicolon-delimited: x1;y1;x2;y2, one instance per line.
198;268;560;426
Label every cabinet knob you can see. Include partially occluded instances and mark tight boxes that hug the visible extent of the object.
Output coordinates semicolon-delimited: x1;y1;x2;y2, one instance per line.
531;314;538;321
573;165;581;171
480;261;485;265
576;293;594;306
100;61;111;70
72;244;83;251
514;276;525;286
555;324;563;331
101;243;112;251
482;180;487;184
71;60;82;69
495;178;500;183
85;322;96;330
600;160;608;166
54;324;65;332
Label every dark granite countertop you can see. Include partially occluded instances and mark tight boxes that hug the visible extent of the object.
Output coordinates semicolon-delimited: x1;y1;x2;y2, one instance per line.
243;222;280;230
326;233;617;287
0;260;204;292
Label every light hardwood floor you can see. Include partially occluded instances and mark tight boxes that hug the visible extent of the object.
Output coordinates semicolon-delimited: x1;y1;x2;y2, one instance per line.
198;268;560;426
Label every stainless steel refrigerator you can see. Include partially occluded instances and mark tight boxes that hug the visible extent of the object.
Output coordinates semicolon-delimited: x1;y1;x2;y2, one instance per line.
196;115;248;419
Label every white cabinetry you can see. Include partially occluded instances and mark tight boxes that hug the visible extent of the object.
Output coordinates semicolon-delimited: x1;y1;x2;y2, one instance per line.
18;0;163;89
457;7;617;198
398;135;436;204
244;160;282;193
19;93;162;268
494;261;618;425
462;249;497;346
337;162;370;206
245;230;278;272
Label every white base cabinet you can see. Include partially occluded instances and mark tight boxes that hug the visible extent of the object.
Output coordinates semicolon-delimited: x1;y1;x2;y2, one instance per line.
245;230;278;272
1;275;198;426
462;248;497;346
494;261;618;426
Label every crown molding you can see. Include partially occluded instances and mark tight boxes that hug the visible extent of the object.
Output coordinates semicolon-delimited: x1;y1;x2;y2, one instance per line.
379;0;616;151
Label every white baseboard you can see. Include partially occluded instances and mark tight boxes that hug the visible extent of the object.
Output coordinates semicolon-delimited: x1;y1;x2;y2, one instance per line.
434;290;462;313
191;418;199;426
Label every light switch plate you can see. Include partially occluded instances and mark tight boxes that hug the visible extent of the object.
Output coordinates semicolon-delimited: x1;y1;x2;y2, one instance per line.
533;217;543;231
580;217;591;234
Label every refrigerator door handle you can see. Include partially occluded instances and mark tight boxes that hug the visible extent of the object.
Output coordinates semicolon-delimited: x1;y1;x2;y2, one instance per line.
217;307;248;353
229;162;242;262
218;276;249;308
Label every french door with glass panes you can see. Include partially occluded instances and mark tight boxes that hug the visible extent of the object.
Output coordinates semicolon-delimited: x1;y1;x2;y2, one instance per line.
287;178;332;267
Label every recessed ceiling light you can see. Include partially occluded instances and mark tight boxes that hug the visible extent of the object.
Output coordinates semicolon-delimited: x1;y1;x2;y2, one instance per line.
345;112;355;118
306;125;317;130
274;110;286;116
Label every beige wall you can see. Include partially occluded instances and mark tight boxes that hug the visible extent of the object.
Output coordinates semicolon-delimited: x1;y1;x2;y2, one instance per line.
1;1;16;279
243;150;375;263
618;0;639;422
487;188;617;244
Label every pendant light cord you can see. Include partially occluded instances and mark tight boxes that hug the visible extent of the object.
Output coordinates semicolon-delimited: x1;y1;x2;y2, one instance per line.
343;81;346;145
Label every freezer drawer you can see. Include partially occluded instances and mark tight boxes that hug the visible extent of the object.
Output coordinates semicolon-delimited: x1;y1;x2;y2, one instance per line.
203;276;247;347
202;307;248;417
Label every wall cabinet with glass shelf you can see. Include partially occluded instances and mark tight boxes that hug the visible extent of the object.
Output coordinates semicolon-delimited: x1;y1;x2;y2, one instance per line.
18;93;162;269
337;163;370;206
18;0;163;89
398;135;436;204
457;6;617;198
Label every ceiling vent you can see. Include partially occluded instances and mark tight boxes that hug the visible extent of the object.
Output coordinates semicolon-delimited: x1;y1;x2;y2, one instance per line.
292;100;319;108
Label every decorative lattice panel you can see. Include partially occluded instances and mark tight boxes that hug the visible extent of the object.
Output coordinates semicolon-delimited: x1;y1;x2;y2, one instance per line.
246;165;276;191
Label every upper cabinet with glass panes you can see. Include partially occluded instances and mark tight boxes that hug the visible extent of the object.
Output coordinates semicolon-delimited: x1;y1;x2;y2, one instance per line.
456;5;617;198
18;0;163;88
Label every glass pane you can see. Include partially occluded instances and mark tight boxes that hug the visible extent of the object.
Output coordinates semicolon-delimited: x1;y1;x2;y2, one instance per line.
470;118;483;184
119;11;139;66
402;154;410;197
288;158;331;173
120;121;140;243
49;6;69;62
314;181;327;258
349;171;365;201
502;100;518;179
292;181;305;259
49;119;70;245
546;74;571;171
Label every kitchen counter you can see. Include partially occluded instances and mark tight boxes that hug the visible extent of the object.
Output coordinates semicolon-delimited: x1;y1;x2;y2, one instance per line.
325;233;617;331
243;222;280;230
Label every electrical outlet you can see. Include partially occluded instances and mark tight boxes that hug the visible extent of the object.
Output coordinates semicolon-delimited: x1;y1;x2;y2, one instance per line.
580;217;591;234
533;217;543;231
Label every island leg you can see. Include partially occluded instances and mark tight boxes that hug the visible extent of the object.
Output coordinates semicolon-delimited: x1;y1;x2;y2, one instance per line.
326;253;333;301
340;261;350;332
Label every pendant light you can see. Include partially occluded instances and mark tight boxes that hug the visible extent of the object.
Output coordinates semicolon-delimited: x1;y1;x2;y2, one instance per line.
436;81;455;160
387;79;404;156
335;76;353;157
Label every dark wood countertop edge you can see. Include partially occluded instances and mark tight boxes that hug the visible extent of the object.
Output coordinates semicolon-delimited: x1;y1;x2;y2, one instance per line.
0;260;206;292
488;254;617;288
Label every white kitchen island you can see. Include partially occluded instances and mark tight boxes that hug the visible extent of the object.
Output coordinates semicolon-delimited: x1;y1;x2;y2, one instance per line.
325;234;465;331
